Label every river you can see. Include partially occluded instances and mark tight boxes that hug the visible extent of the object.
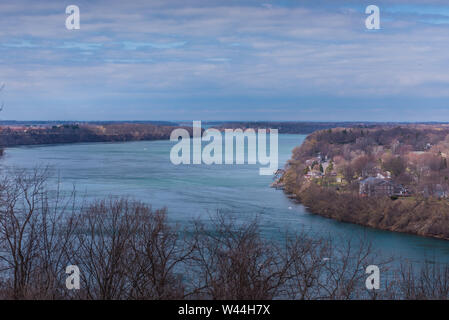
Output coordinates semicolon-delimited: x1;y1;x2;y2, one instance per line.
2;134;449;265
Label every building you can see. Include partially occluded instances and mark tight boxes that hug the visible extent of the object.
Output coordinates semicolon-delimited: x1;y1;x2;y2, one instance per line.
423;184;448;198
305;171;323;179
359;177;411;197
393;184;409;197
359;177;394;197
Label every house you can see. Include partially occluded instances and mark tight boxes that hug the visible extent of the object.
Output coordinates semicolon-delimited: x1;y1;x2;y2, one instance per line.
376;173;387;179
359;177;411;197
393;184;410;197
359;177;394;197
434;184;448;198
305;171;323;179
321;161;330;173
305;157;320;167
423;184;448;198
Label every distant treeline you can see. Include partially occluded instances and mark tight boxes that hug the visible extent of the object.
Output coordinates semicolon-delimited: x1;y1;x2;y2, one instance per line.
0;120;179;126
0;123;193;148
211;121;425;134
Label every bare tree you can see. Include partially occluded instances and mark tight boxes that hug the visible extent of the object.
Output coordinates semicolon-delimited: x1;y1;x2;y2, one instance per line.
0;168;447;300
386;261;449;300
187;213;289;300
283;233;330;299
68;198;191;300
126;207;191;299
317;236;383;300
0;167;76;299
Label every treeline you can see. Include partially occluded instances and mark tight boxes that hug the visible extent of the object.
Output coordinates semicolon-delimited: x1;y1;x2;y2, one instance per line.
0;169;449;300
0;123;193;148
212;122;379;134
0;120;179;126
291;125;449;161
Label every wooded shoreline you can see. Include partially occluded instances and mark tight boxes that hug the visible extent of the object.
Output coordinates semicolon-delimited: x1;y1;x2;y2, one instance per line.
0;123;194;148
281;125;449;241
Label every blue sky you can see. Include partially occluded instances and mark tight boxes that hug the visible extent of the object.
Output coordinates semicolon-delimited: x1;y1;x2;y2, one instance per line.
1;0;449;121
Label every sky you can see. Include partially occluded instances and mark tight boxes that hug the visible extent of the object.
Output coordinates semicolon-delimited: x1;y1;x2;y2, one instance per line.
1;0;449;121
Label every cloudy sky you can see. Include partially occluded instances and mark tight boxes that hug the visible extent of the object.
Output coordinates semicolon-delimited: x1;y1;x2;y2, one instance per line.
1;0;449;121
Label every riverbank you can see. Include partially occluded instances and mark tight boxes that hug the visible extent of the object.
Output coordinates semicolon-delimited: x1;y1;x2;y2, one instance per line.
0;123;193;148
280;125;449;241
282;182;449;240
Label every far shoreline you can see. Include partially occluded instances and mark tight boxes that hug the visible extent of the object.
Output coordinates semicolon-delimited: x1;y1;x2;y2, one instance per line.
0;123;195;150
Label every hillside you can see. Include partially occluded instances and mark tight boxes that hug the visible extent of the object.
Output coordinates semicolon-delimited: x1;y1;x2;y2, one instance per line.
280;125;449;240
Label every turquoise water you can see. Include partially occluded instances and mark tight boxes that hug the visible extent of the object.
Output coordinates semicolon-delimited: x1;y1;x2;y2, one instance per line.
2;134;449;265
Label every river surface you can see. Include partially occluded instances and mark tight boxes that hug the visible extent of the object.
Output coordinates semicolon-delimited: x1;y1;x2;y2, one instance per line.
2;134;449;265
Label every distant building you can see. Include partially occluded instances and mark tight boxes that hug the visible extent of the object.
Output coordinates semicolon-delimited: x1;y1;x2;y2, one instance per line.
423;184;448;198
305;171;323;179
359;177;394;197
305;157;320;166
434;184;448;198
359;177;410;197
376;173;387;179
321;161;330;173
393;184;409;197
